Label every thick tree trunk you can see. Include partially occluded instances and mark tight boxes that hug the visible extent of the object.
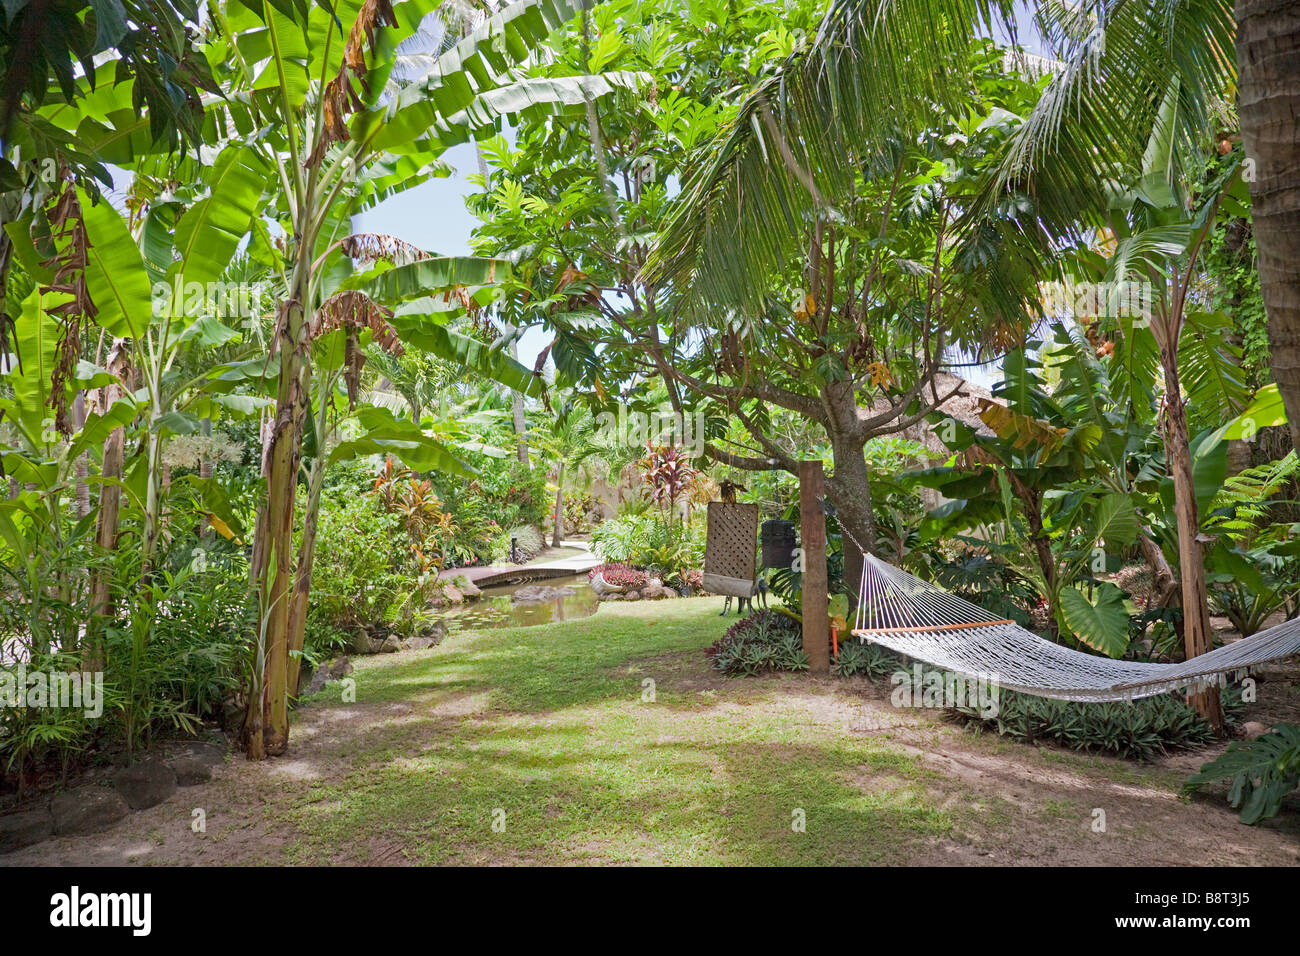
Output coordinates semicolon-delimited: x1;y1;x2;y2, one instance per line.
824;432;877;608
799;460;831;673
1237;0;1300;452
1160;349;1224;733
1137;527;1179;607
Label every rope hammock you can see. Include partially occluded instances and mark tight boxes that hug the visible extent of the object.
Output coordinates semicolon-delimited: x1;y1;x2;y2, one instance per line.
852;553;1300;702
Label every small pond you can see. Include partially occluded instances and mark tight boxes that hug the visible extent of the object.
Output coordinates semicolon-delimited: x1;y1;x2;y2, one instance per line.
439;573;601;631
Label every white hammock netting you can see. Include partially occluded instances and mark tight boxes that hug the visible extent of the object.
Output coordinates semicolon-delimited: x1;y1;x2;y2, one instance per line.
852;553;1300;702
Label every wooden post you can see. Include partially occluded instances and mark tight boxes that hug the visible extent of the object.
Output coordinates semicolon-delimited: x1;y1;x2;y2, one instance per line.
799;460;830;674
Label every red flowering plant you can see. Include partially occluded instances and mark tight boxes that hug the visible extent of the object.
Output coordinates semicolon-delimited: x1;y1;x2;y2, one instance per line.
637;443;698;528
589;563;649;590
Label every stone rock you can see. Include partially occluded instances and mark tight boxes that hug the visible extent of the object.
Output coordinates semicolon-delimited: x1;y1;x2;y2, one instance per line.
51;788;129;835
305;656;354;695
1240;721;1271;740
220;697;244;731
303;668;329;697
603;592;623;601
403;636;436;651
457;577;482;598
113;758;177;810
297;661;318;696
187;742;228;768
169;756;212;786
513;585;576;603
625;590;641;601
444;585;465;604
0;807;54;853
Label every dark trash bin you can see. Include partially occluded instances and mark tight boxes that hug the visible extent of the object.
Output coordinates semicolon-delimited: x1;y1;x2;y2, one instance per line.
760;518;796;570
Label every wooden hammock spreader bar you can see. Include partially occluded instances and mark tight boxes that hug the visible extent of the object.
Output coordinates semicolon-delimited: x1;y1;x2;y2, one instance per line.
852;619;1015;636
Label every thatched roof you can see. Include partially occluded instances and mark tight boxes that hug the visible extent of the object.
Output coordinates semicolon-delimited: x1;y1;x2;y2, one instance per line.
867;371;1004;462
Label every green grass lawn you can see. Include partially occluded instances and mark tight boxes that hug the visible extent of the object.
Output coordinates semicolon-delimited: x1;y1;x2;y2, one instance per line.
288;597;954;865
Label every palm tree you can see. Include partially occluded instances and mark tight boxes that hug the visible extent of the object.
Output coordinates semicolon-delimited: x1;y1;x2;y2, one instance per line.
535;399;602;547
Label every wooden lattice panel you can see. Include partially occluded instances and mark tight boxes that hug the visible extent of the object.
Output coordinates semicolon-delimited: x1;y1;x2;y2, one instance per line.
704;502;758;582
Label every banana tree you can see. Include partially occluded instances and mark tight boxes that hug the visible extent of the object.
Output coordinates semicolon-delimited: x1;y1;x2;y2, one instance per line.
1093;119;1252;731
278;246;542;697
194;0;626;757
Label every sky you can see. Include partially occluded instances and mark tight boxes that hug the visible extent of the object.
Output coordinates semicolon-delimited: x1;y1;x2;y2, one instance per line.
355;2;1056;385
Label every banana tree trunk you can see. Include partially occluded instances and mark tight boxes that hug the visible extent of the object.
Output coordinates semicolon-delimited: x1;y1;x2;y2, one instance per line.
244;292;309;759
141;398;165;574
86;342;130;671
1237;0;1300;452
73;392;89;518
509;335;528;464
287;457;325;699
1159;344;1223;733
1137;527;1179;607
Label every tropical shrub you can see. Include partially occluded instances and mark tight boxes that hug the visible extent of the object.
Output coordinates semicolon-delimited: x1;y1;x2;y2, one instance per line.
591;513;656;564
706;611;808;676
563;491;603;535
590;512;703;577
834;639;905;680
1184;724;1300;824
431;458;550;565
304;492;410;651
949;686;1245;761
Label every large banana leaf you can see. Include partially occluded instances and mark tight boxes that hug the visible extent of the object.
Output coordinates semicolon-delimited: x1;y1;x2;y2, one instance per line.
362;256;510;305
1;289;62;446
329;406;474;477
79;191;154;341
172;145;271;286
1059;582;1130;659
388;313;542;398
433;71;650;147
1214;384;1289;444
68;397;140;463
359;0;593;152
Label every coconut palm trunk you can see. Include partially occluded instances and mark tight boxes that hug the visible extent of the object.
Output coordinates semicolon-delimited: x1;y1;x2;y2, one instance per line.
552;462;565;548
1237;0;1300;453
